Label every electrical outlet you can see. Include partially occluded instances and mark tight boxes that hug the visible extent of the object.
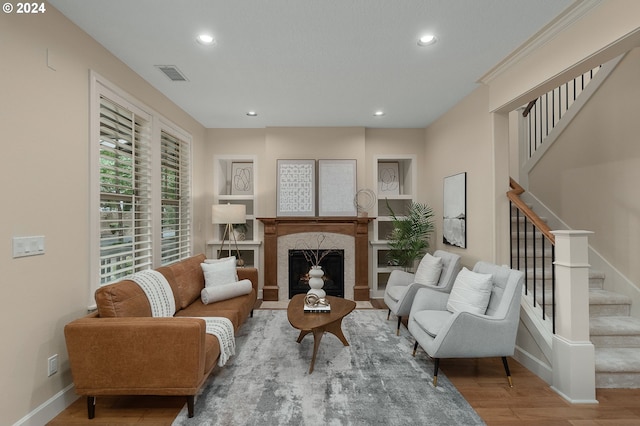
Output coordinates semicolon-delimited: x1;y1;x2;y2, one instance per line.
47;354;58;377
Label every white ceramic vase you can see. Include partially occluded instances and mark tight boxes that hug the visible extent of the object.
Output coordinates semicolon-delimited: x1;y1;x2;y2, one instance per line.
306;265;326;299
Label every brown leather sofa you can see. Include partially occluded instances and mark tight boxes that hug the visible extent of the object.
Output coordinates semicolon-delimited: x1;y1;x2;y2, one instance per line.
64;254;258;419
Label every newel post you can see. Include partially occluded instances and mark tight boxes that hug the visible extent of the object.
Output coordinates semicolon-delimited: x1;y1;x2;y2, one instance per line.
551;230;597;403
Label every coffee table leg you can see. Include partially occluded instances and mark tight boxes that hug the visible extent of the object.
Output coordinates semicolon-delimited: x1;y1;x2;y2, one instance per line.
325;318;349;346
309;328;324;374
296;329;311;343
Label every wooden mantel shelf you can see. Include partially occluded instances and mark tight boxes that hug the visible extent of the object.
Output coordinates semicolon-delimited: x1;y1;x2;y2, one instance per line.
258;216;374;301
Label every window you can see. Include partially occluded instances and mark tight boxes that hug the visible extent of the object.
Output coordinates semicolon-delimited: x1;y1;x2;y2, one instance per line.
160;129;191;265
90;73;192;304
98;96;153;285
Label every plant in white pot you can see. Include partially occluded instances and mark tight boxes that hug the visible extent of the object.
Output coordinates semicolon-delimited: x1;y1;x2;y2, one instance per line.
385;199;435;271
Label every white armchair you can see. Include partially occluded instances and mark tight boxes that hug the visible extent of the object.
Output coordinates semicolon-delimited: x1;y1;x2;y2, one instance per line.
407;261;524;386
383;250;461;335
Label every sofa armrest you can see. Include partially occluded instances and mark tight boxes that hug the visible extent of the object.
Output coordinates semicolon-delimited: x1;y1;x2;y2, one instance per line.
64;316;209;395
237;267;258;293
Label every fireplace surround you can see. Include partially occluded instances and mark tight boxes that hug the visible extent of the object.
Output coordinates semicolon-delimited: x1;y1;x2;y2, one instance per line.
258;217;373;301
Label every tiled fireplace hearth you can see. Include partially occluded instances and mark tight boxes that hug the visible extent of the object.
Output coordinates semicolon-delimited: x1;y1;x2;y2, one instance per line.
258;217;373;301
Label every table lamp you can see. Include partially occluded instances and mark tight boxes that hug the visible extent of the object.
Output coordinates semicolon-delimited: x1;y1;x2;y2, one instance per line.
212;203;246;265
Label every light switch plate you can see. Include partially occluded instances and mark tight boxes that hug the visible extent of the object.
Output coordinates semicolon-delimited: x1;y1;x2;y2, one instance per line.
12;236;45;258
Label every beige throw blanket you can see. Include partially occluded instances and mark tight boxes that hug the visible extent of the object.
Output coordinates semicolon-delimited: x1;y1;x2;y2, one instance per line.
198;317;236;366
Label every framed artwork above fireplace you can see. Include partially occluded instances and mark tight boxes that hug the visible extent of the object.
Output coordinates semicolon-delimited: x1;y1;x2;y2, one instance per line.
318;159;357;217
277;159;315;216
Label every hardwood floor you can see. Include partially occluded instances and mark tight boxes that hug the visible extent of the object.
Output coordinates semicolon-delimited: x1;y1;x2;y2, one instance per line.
48;304;640;425
443;358;640;425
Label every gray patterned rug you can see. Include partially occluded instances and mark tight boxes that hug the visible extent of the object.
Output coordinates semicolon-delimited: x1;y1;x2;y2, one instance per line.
173;309;484;425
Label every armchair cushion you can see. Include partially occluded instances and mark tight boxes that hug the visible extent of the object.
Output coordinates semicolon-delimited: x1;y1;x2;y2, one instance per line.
446;267;493;315
413;310;452;337
414;253;443;286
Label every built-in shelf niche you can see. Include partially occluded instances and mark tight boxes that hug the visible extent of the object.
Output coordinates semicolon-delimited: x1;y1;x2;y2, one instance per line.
370;154;417;298
209;154;261;268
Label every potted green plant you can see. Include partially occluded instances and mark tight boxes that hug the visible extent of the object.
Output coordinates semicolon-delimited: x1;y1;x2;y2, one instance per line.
385;199;435;270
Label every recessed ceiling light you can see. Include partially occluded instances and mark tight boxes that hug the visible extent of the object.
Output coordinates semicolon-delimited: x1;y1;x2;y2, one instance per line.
246;111;258;117
417;34;437;46
197;34;215;45
373;111;385;117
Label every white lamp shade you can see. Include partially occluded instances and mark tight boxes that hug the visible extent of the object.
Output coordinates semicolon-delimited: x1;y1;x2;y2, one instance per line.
212;204;246;224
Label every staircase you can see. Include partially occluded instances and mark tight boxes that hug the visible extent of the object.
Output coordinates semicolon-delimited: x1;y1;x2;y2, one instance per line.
510;53;640;388
511;204;640;388
589;272;640;388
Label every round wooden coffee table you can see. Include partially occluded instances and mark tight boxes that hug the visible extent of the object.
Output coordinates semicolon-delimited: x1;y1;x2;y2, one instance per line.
287;294;356;374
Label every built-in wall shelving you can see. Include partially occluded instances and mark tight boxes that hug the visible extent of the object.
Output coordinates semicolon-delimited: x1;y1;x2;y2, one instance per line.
207;155;261;268
370;154;417;298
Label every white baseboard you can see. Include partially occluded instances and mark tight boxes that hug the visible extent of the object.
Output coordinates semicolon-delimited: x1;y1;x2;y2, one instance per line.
13;384;78;426
514;345;553;385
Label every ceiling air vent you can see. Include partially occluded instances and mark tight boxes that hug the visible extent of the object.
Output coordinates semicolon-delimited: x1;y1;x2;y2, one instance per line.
155;65;188;82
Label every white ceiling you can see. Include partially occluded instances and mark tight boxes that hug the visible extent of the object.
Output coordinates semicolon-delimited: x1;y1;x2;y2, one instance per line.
49;0;573;129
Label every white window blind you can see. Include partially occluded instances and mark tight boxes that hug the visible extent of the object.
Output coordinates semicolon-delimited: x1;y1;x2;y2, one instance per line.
160;129;191;265
99;95;153;284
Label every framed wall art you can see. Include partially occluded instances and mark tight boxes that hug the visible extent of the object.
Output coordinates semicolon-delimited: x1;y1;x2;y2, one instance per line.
318;159;357;216
377;161;400;195
443;172;466;248
230;162;253;195
277;159;315;216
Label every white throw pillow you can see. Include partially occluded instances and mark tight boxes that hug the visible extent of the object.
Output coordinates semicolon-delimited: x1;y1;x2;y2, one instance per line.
203;256;234;264
201;279;253;304
446;267;493;315
201;256;238;288
414;253;443;286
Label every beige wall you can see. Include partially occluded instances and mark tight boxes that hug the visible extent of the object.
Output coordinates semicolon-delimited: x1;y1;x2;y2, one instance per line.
485;0;640;114
204;127;426;263
0;9;206;424
4;1;640;423
424;85;496;269
263;127;366;216
529;48;640;286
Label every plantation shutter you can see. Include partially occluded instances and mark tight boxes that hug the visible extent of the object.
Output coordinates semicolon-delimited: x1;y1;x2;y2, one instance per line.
99;96;153;284
160;129;191;264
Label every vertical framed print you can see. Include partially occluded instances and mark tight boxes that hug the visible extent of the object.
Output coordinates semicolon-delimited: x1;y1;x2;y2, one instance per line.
378;161;400;195
318;159;357;216
230;162;253;195
277;159;315;216
443;172;466;248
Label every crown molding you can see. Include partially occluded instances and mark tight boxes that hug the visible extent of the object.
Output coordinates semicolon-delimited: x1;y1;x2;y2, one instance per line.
478;0;602;84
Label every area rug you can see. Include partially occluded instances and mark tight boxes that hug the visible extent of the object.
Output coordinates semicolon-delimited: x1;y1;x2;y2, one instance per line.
173;309;485;425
